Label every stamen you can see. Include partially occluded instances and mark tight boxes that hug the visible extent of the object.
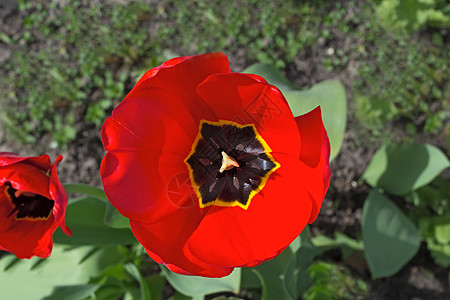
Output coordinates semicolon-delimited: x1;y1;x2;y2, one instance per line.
15;190;37;198
233;176;240;190
235;144;244;151
209;178;219;193
210;137;220;149
219;151;240;173
199;158;212;166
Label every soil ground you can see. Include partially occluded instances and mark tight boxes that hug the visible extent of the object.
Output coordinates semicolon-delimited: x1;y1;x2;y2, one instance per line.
0;0;449;299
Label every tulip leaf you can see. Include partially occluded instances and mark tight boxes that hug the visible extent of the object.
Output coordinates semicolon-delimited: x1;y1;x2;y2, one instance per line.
284;227;317;300
312;232;363;259
0;245;120;299
53;196;136;245
104;200;131;229
362;143;450;195
161;266;241;298
63;183;108;202
42;284;100;300
253;247;295;300
362;190;421;278
124;263;152;300
243;63;347;160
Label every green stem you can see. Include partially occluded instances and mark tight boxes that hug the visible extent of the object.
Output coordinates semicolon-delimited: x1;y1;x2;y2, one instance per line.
63;183;108;202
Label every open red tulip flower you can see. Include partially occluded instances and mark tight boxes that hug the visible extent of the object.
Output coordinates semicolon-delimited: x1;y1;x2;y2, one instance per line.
101;52;331;277
0;153;71;258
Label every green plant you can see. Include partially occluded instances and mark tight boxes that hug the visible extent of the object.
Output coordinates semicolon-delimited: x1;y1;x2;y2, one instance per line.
3;1;156;147
353;15;449;142
374;0;450;33
304;262;368;300
361;142;450;276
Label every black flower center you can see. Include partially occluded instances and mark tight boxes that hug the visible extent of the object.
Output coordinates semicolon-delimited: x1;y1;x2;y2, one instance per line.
185;120;280;209
4;183;54;220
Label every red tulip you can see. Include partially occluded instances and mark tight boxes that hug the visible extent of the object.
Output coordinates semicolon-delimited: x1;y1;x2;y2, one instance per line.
0;153;71;258
101;52;330;277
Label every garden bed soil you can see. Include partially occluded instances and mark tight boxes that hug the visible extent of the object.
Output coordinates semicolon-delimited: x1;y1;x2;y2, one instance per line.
0;0;449;299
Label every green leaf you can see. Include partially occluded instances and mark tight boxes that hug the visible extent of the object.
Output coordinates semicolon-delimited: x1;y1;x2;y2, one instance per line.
253;248;295;300
243;63;347;160
43;284;100;300
64;183;108;202
362;143;450;195
362;190;421;278
124;263;152;300
53;196;136;245
162;266;241;298
104;200;131;229
434;216;450;244
427;239;450;268
312;232;364;259
284;227;317;299
0;245;120;299
240;268;262;290
145;274;166;300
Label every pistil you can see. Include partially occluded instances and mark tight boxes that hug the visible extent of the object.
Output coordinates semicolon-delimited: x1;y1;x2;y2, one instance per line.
219;151;240;173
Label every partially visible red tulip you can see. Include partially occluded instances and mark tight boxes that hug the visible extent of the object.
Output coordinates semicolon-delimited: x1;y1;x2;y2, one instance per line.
0;153;71;258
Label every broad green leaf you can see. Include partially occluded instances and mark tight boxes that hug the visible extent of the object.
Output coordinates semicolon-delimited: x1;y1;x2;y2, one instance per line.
104;200;131;229
124;263;152;300
64;183;108;202
168;292;192;300
145;274;166;300
243;63;347;160
253;248;295;300
362;190;421;278
240;268;262;290
94;276;126;300
53;196;136;245
43;284;100;300
162;266;241;298
0;245;120;299
284;227;316;299
362;143;450;195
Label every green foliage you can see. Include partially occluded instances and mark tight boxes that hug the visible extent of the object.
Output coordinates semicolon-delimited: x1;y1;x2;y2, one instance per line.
312;232;364;260
3;1;155;147
304;262;368;300
353;19;449;142
362;190;421;278
362;141;450;274
52;196;136;246
374;0;450;33
162;267;241;298
160;0;324;69
0;245;122;299
362;143;450;195
410;177;450;267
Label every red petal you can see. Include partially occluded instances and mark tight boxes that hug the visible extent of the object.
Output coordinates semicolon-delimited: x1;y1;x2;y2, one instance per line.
135;52;229;88
0;187;57;258
187;153;313;267
0;164;52;198
0;153;51;171
130;208;234;277
49;155;71;236
196;73;300;158
102;53;232;224
295;107;331;222
101;109;196;223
